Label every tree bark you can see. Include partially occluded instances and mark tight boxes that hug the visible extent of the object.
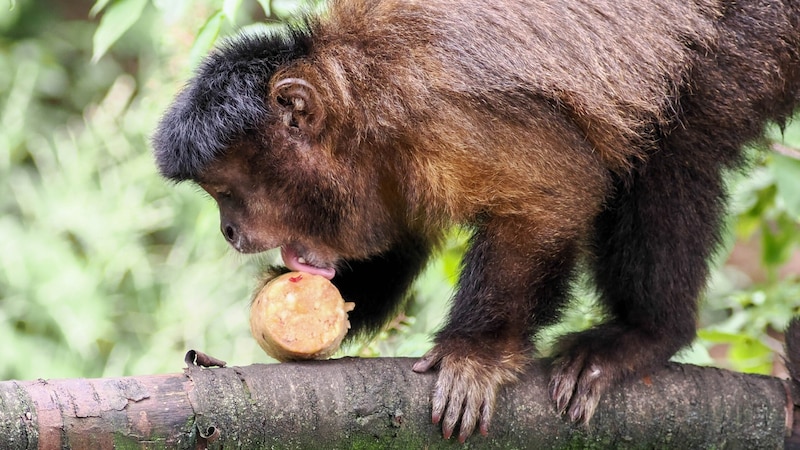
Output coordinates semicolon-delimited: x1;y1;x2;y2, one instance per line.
0;357;796;449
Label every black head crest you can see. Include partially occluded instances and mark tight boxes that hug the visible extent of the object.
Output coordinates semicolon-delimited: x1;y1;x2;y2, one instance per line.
152;26;313;181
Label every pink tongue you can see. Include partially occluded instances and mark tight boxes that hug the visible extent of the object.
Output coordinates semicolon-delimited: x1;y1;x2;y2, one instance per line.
280;246;336;280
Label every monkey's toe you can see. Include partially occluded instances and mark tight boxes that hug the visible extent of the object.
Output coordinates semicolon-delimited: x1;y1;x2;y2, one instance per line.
549;351;610;424
549;325;675;424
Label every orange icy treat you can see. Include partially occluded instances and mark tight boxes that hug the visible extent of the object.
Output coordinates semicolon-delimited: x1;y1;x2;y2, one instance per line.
250;272;355;361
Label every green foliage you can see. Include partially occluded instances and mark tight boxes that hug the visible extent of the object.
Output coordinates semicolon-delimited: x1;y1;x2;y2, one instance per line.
189;11;226;69
698;329;774;374
88;0;319;66
772;153;800;218
0;0;277;379
697;131;800;374
91;0;148;62
0;0;798;382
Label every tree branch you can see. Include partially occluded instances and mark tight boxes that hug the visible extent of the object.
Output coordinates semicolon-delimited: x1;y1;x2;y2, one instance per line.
0;357;796;449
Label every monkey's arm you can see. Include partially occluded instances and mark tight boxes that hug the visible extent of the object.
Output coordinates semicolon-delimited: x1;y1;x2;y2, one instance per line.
412;211;596;441
332;230;437;338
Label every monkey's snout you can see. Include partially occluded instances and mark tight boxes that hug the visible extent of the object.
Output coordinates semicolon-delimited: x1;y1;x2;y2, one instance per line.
222;222;239;246
220;222;262;254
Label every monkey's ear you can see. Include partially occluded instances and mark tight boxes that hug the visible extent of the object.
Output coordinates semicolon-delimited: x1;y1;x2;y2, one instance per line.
271;78;326;138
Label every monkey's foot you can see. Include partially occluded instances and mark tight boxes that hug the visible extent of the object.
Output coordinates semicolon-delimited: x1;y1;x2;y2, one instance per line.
549;326;669;424
412;341;528;442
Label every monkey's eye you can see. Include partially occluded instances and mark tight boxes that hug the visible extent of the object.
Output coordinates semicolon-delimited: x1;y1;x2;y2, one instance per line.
197;182;232;201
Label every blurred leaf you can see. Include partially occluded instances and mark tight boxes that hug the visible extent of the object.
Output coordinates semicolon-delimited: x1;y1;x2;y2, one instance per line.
272;0;302;18
0;58;38;170
149;0;189;22
90;0;113;18
760;214;797;269
735;183;776;239
256;0;271;16
728;339;773;374
772;153;800;218
223;0;243;25
698;329;748;344
188;11;224;71
698;330;773;374
91;0;148;62
671;341;714;366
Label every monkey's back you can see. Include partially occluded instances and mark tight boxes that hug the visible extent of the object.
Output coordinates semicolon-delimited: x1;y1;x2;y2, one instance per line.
308;0;800;172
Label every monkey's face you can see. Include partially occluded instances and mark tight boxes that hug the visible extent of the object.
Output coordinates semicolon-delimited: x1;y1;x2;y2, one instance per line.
193;77;401;279
194;140;344;279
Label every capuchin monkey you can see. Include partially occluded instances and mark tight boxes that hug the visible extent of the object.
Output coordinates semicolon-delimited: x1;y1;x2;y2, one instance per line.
153;0;800;442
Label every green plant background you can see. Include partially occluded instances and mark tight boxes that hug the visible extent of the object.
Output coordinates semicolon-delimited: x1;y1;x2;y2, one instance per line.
1;0;798;381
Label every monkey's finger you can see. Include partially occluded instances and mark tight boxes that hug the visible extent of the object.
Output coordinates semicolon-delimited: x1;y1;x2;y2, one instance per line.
478;385;496;437
441;382;465;440
567;368;607;425
549;375;574;414
549;354;584;415
412;347;443;373
568;396;599;425
431;365;454;425
567;388;601;426
456;387;484;443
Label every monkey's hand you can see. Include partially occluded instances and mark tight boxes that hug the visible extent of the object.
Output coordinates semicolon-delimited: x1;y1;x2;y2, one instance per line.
412;341;528;442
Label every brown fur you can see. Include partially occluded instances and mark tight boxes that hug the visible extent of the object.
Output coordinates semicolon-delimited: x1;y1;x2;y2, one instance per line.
153;0;800;441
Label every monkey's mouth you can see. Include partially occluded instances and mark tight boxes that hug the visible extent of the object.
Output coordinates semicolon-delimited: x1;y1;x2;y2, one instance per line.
280;245;336;280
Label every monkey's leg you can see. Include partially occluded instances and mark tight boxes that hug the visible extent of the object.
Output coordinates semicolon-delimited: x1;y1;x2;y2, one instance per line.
551;151;727;424
413;220;583;442
333;230;436;338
